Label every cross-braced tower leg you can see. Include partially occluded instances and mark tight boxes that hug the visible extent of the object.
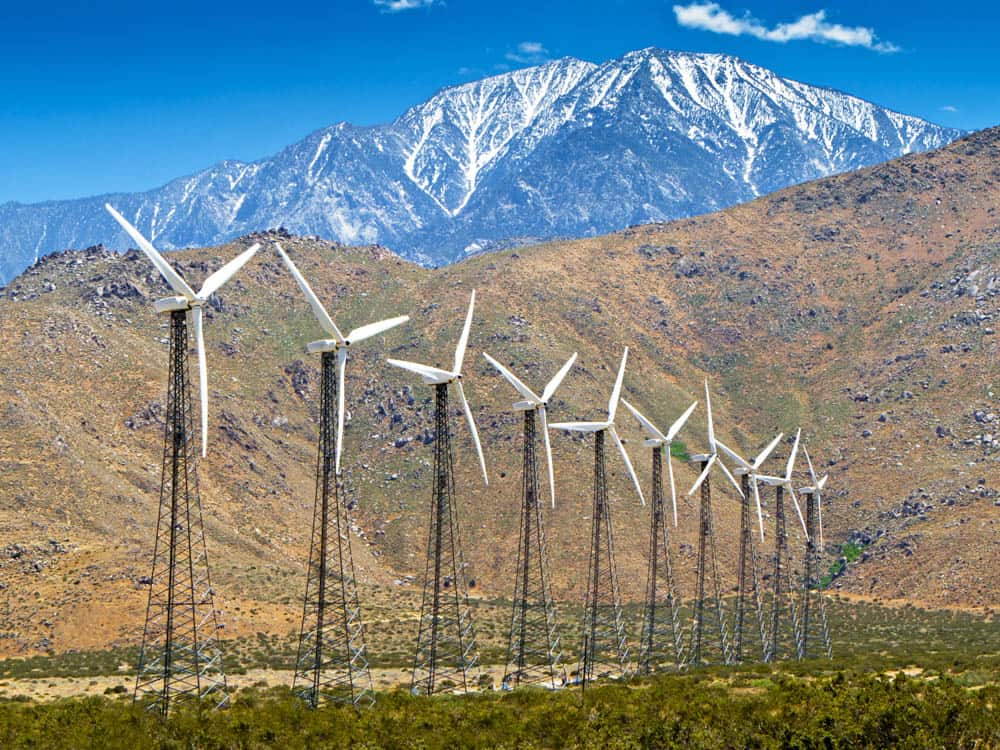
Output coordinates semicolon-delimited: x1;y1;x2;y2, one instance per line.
733;474;768;663
686;461;731;667
799;490;832;660
293;351;374;707
579;430;630;685
503;410;565;689
765;486;803;662
412;383;481;695
638;448;684;672
134;310;227;716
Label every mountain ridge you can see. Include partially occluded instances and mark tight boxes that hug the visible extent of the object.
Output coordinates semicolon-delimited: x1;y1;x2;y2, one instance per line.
0;47;963;284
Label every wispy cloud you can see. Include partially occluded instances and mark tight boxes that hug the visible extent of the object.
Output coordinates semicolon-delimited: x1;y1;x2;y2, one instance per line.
373;0;439;13
940;105;958;113
673;3;900;53
505;41;551;65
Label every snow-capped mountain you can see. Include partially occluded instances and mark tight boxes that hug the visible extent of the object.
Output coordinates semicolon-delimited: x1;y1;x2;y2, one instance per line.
0;48;963;284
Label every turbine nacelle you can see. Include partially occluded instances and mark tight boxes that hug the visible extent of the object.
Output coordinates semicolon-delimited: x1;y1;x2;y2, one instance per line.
306;339;341;354
153;296;193;314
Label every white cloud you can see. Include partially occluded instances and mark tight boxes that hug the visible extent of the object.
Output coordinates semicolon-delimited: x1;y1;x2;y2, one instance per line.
940;105;958;113
505;41;551;65
673;3;900;53
373;0;439;13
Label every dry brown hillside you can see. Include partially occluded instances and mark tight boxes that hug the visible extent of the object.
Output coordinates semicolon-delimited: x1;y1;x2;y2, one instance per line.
1;127;998;657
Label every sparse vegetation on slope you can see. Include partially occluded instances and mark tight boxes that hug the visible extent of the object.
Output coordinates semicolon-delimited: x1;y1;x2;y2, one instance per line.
1;129;999;660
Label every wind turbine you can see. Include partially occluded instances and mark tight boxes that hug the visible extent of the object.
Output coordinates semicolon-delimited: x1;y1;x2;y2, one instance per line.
798;447;832;660
106;204;259;458
683;379;743;667
388;290;488;486
620;398;697;673
105;203;260;715
548;347;642;685
483;351;577;689
275;243;408;708
714;432;783;664
755;429;806;662
387;291;486;695
276;242;408;476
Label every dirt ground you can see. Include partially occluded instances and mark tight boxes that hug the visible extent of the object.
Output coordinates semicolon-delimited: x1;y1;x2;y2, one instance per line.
0;664;516;702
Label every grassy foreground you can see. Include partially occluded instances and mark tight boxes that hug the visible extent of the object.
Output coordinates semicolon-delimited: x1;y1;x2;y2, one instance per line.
0;670;998;749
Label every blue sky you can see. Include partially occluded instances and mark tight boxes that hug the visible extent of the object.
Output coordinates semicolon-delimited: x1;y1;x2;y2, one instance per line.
2;0;997;204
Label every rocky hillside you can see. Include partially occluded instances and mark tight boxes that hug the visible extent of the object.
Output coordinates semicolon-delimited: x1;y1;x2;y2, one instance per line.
0;48;962;284
0;128;998;657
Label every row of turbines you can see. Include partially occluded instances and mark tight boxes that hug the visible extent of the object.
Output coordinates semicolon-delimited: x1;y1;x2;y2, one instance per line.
103;205;832;716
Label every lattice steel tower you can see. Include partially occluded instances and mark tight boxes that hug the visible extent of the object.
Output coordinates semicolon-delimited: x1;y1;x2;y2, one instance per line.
503;410;565;689
799;488;832;660
293;351;374;707
411;384;481;695
134;310;228;715
685;458;732;667
578;430;630;684
731;473;769;663
638;445;684;672
765;484;803;662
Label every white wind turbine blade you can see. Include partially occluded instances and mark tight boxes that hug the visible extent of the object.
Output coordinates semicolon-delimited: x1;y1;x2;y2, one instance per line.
274;243;343;341
665;445;678;527
717;456;745;498
454;379;488;486
190;307;209;458
335;348;347;475
386;359;454;384
453;290;476;374
541;352;577;403
547;421;610;433
621;399;666;442
198;243;261;299
688;453;716;496
666;401;698;442
607;347;628;422
483;353;538;403
704;380;716;450
788;486;809;539
716;439;750;471
346;315;409;344
540;406;556;508
804;447;819;489
752;478;765;542
754;433;784;470
786;429;801;480
610;426;645;506
106;203;196;300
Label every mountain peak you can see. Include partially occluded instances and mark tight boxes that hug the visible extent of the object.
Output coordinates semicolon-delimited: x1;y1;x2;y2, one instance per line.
0;48;964;284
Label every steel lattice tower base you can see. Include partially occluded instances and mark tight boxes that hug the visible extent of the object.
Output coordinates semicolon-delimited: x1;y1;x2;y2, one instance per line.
799;490;832;660
502;411;565;689
293;352;374;708
134;310;227;716
638;448;684;673
732;474;769;663
578;430;630;685
765;486;803;662
685;460;731;667
411;383;481;695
